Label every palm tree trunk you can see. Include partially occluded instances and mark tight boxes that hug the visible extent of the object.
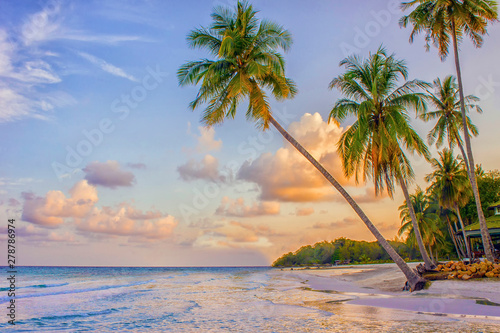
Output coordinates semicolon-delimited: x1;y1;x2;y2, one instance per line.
429;245;435;264
455;204;472;259
453;132;471;175
451;19;495;261
268;115;426;291
446;215;463;259
398;177;436;270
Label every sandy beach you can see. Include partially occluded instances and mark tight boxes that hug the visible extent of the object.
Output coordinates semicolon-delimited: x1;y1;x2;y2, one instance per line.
277;263;500;322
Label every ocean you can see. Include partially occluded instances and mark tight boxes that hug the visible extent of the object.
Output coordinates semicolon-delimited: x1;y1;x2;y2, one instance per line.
0;266;498;332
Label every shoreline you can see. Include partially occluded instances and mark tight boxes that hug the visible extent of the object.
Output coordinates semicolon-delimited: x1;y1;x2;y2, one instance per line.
277;263;500;321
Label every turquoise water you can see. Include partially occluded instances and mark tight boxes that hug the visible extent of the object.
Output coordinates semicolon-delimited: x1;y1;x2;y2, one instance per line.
1;266;498;332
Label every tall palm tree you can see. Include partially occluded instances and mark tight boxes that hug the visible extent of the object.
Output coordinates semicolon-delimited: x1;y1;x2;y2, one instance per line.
400;0;498;261
426;149;473;258
421;75;482;173
398;187;445;264
178;2;426;290
329;47;436;270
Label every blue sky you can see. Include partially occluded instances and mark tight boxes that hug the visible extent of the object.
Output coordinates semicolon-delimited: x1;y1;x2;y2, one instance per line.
1;0;499;266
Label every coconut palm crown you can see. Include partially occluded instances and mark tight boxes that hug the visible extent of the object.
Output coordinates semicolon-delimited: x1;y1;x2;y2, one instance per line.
399;0;498;60
329;47;431;197
422;75;482;150
177;1;297;129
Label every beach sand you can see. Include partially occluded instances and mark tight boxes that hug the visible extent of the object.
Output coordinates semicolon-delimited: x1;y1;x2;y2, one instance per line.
277;263;500;321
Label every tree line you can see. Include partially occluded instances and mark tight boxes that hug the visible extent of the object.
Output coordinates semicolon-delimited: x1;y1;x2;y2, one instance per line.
272;238;422;267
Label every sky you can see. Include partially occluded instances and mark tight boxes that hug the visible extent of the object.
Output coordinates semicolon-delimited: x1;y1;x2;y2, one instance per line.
1;0;499;266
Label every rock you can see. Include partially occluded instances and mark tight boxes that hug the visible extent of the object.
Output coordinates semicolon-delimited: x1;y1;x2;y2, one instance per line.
485;271;495;278
462;274;472;280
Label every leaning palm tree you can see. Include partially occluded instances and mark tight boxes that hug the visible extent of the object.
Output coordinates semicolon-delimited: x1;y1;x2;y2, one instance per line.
398;187;444;265
329;47;436;270
421;75;482;172
426;149;473;258
400;0;497;261
178;2;426;290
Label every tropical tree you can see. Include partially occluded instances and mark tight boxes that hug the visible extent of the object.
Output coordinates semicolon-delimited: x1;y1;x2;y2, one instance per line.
178;1;426;290
329;47;436;270
421;75;482;170
400;0;498;261
398;187;445;264
426;149;472;258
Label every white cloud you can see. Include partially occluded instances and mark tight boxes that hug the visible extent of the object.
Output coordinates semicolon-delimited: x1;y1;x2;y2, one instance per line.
0;2;145;122
196;126;222;152
78;52;138;82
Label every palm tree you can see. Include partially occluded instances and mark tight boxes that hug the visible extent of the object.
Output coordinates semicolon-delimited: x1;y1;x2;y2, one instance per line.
329;47;436;270
398;187;445;264
426;149;473;258
178;1;426;290
400;0;498;261
421;75;482;173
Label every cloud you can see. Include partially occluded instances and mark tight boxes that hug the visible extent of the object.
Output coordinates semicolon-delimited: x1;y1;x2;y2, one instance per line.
78;52;138;82
21;1;63;46
196;126;222;152
8;198;20;207
295;207;314;216
188;217;224;229
215;197;280;217
19;179;178;242
0;29;72;122
191;219;282;249
21;2;144;46
0;224;78;244
311;217;358;229
83;161;135;189
76;206;177;241
127;162;147;170
0;2;143;123
351;187;388;203
177;155;228;182
238;113;353;202
21;180;98;227
193;231;272;249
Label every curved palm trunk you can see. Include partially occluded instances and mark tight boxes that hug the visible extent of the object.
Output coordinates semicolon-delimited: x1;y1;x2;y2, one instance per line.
451;20;495;261
446;216;463;259
398;177;436;270
269;115;426;291
455;204;472;259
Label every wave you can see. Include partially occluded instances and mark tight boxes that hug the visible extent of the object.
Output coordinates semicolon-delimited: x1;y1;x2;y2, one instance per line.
0;280;155;304
0;282;69;292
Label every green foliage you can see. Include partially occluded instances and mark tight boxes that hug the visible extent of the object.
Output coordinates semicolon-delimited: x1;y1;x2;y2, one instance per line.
271;238;420;267
461;169;500;224
329;47;430;198
177;1;297;129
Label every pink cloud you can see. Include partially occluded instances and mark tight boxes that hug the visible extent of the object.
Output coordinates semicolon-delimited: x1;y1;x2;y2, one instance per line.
296;207;314;216
216;197;280;217
84;160;135;189
177;154;227;182
21;180;98;227
76;207;178;241
20;180;178;242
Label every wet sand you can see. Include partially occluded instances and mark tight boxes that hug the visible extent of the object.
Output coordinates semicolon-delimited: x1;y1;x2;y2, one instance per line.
279;263;500;320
